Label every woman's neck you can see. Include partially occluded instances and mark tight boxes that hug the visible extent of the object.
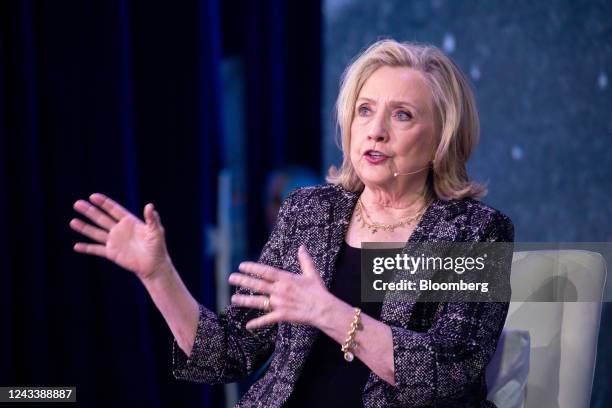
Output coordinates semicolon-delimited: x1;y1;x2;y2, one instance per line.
360;183;429;221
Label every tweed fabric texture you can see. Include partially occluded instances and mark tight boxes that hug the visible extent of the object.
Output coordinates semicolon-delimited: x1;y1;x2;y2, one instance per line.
172;184;515;407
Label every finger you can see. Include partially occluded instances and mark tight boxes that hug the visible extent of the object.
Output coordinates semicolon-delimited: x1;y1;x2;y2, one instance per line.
89;193;130;222
228;272;272;294
297;245;318;278
69;218;109;244
73;199;116;231
238;261;283;282
231;294;271;310
73;242;107;258
144;203;163;229
245;311;283;330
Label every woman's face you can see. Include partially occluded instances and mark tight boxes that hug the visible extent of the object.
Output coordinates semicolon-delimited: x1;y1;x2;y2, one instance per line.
350;66;436;190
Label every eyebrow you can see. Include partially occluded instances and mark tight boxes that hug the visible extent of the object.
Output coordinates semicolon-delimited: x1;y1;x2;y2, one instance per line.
356;97;420;113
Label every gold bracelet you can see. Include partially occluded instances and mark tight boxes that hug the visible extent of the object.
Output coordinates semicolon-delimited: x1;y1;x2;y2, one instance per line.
340;307;362;362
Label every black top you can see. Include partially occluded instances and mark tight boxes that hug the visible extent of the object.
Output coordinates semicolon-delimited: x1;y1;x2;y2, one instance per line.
284;241;383;408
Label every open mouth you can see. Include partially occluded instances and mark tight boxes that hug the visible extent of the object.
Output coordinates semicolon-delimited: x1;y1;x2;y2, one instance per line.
364;150;389;164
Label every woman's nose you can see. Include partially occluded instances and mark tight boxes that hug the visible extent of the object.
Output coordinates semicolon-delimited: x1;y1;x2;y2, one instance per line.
367;115;388;142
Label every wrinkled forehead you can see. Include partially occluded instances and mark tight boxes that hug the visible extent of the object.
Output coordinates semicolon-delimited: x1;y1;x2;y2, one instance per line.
357;66;434;112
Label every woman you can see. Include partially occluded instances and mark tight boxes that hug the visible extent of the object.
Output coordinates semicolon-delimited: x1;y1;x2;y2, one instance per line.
70;39;514;407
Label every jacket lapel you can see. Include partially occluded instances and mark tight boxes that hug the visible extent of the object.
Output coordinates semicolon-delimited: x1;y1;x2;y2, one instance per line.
379;197;469;326
282;187;358;361
320;187;359;288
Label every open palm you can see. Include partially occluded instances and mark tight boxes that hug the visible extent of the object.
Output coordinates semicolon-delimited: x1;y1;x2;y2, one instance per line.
70;193;170;280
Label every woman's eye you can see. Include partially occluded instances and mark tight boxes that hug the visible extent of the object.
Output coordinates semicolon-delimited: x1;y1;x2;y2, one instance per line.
357;105;370;116
394;110;412;121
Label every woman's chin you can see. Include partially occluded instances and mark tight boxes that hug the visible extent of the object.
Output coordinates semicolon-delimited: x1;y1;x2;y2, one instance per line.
359;171;394;187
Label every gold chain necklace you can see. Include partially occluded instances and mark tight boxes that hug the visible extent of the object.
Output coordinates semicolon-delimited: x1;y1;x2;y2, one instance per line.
356;197;429;234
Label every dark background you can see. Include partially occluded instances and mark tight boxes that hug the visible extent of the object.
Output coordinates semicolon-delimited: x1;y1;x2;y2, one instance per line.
1;0;611;407
0;0;321;406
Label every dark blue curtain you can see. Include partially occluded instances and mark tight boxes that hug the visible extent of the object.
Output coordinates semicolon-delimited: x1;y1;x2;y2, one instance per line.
0;0;222;406
237;0;323;253
0;0;323;405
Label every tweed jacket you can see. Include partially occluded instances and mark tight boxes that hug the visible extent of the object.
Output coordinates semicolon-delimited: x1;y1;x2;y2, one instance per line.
173;184;515;407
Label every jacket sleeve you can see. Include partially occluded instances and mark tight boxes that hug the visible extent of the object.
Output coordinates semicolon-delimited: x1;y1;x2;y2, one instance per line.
366;211;514;406
171;193;296;384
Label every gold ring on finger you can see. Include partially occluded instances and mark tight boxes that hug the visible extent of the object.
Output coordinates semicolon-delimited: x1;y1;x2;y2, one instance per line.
262;296;271;312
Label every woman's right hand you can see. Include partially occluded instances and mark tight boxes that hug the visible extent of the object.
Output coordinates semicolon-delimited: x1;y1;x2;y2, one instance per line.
70;193;172;282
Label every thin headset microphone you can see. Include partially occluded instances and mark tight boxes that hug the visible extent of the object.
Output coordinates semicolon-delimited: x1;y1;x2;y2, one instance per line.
393;164;432;177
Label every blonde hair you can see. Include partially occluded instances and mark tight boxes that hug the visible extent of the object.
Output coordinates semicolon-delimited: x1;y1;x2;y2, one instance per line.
326;39;487;200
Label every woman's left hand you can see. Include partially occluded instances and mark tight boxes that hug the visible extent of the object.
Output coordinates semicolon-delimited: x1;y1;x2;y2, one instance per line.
228;245;335;330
